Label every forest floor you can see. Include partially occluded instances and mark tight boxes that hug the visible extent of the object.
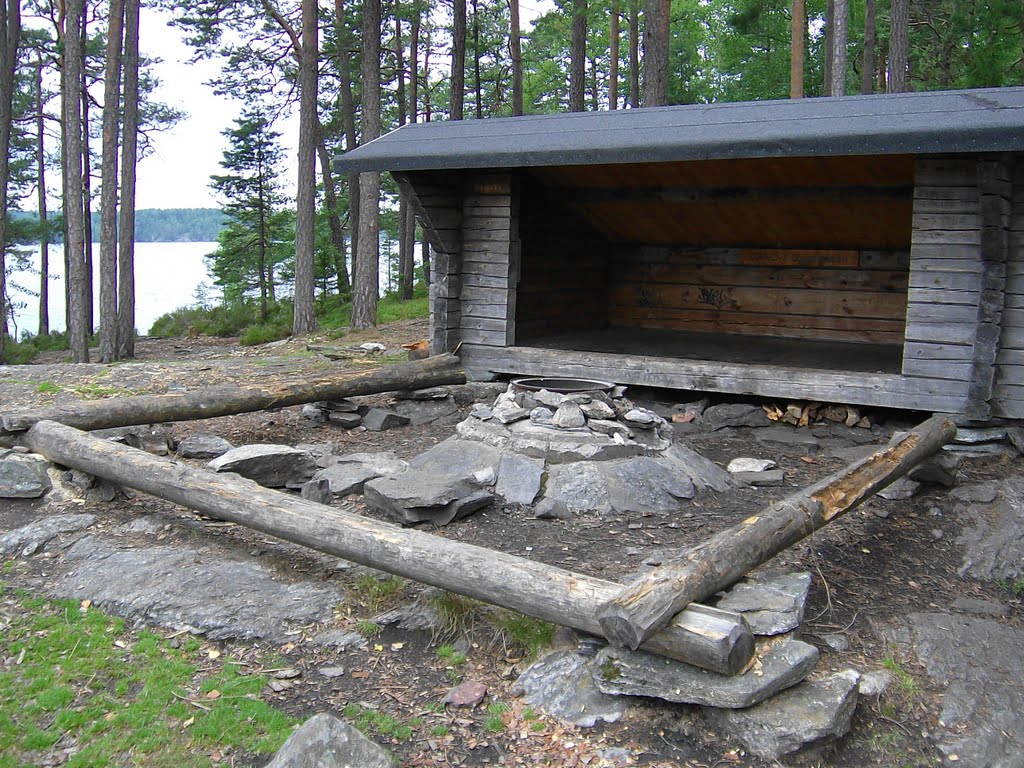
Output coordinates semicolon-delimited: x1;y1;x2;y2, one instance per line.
0;321;1021;768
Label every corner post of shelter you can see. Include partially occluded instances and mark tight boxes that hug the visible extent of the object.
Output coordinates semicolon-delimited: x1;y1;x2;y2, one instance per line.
965;153;1013;419
394;171;464;355
458;172;519;376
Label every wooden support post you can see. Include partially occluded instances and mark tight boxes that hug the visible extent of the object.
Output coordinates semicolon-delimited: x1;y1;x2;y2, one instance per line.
1;354;466;435
22;420;755;675
596;415;957;650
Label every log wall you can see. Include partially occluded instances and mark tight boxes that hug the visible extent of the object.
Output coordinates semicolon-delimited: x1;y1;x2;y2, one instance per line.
993;156;1024;417
458;174;519;348
607;246;910;344
399;171;463;355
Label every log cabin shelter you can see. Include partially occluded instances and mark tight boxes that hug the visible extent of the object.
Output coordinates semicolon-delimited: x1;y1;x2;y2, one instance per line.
335;87;1024;420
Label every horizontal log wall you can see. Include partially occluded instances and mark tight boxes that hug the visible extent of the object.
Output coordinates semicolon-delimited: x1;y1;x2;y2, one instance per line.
515;180;609;342
400;171;463;355
901;157;983;414
459;174;518;348
994;155;1024;418
607;247;910;344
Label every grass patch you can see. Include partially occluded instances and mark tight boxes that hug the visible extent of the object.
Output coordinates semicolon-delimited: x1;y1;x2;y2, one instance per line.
35;381;61;394
424;592;556;659
347;575;406;614
0;593;296;767
341;703;417;743
485;702;509;733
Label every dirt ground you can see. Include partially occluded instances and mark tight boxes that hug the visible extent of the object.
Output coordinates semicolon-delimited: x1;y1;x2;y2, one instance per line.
1;322;1021;768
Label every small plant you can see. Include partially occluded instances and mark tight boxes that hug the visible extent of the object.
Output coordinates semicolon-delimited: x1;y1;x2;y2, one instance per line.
356;620;382;637
489;609;557;659
881;657;920;697
485;702;509;733
35;381;61;394
600;658;623;682
425;591;489;640
349;574;406;613
522;706;537;721
430;724;450;737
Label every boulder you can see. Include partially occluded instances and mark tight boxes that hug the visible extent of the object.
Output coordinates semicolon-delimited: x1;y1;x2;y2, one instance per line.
176;433;234;460
732;469;785;487
363;473;493;526
514;651;630;727
494;454;544;505
390;396;459;426
908;452;960;487
543;462;613;515
659;444;734;493
300;478;333;505
491;402;530;425
264;713;395;768
715;572;812;635
580;400;616;420
0;452;52;498
606;456;695;514
208;444;316;488
361;408;410;432
408;437;502;478
727;458;777;473
594;638;819;709
703;670;861;760
534;498;573;520
553;402;586;429
326;412;362;429
702;403;770;431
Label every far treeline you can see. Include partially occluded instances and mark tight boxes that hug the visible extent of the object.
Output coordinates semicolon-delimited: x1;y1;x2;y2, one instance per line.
1;0;1022;366
12;209;226;243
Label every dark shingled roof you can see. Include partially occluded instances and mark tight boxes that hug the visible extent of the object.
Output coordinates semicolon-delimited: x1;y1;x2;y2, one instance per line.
334;87;1024;173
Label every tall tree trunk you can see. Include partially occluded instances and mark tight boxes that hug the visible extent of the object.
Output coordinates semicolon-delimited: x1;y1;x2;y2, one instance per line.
590;55;599;109
609;0;619;108
628;0;639;107
34;53;48;338
81;12;94;335
450;0;466;120
335;0;359;278
509;0;523;115
352;0;381;329
99;0;125;363
315;124;349;295
642;0;669;106
569;0;587;111
292;0;319;335
116;0;139;358
423;20;433;121
0;0;21;360
790;0;805;98
823;0;834;95
410;9;420;122
64;0;89;362
472;0;482;118
861;0;875;94
887;0;909;92
830;0;848;96
395;10;413;300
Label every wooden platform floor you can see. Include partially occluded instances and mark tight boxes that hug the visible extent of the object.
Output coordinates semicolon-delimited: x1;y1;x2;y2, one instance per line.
521;327;905;374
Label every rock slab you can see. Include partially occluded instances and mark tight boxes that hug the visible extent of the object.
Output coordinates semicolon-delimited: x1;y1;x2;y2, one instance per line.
56;536;343;642
0;452;52;498
264;713;395;768
892;612;1024;767
514;651;630;727
208;444;316;488
0;514;97;557
703;669;861;760
957;478;1024;582
176;434;234;460
715;572;812;636
594;638;819;708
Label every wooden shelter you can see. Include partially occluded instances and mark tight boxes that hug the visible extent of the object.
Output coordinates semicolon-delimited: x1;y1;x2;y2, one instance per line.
335;88;1024;419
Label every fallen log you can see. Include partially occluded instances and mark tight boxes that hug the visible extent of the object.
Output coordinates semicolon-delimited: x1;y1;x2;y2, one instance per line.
1;353;465;435
596;414;958;650
22;420;755;675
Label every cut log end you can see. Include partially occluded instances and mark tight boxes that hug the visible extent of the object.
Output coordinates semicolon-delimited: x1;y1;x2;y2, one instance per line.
597;611;650;651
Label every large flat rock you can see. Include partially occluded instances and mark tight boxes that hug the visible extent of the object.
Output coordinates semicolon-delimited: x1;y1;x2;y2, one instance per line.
54;535;343;642
0;514;97;557
703;670;861;760
957;477;1024;582
208;444;316;488
891;612;1024;767
513;651;630;727
594;637;819;708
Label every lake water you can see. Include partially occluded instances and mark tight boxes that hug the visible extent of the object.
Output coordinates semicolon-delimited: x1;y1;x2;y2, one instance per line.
8;242;216;337
8;239;416;339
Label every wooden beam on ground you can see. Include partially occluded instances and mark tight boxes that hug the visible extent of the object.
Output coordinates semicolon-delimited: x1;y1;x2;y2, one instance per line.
22;420;755;675
596;415;957;650
1;353;466;435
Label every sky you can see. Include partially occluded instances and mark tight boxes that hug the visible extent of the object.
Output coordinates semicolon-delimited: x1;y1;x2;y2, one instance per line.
134;1;555;211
